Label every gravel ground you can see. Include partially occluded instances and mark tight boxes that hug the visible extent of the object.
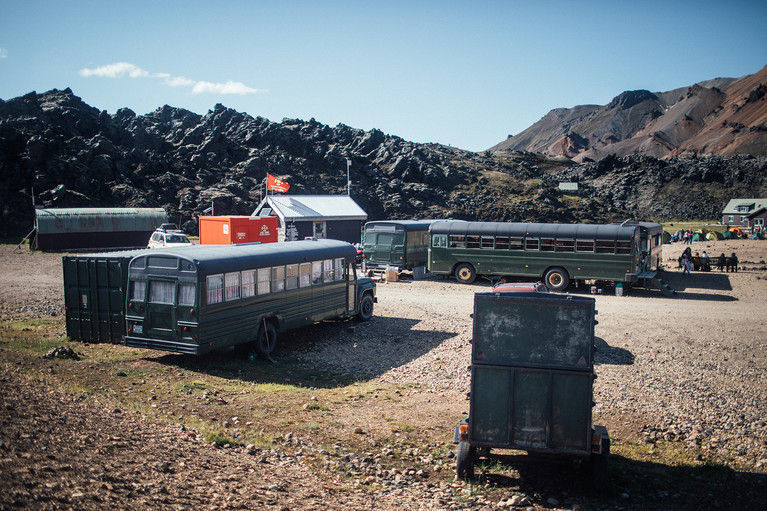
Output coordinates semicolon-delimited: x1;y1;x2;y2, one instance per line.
1;240;766;510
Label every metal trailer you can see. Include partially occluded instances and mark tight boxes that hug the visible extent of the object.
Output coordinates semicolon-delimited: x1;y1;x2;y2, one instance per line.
454;291;609;487
62;249;149;343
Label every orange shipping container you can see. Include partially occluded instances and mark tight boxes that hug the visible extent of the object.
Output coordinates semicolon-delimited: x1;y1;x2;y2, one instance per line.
199;216;279;245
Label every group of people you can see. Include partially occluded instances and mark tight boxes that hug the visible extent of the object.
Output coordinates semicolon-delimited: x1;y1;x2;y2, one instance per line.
678;247;739;273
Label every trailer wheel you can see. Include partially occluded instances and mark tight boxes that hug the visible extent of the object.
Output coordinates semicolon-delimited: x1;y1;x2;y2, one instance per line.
358;293;374;321
455;264;476;284
255;321;278;357
544;267;569;291
455;440;476;480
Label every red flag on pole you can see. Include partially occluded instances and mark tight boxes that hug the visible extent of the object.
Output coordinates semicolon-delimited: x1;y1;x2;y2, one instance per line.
267;174;290;193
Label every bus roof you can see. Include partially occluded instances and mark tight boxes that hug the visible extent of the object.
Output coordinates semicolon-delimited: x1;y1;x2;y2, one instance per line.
428;220;640;240
129;239;356;275
364;220;433;231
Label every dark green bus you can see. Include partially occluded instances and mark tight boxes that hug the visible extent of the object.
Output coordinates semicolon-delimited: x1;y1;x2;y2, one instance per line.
428;220;662;291
124;239;376;356
362;220;432;270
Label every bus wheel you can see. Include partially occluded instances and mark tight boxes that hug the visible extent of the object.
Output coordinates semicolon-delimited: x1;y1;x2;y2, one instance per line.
455;264;476;284
544;267;569;291
255;321;278;357
358;294;374;321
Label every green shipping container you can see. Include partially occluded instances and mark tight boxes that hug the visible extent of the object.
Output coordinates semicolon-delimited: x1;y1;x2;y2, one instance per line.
63;250;148;343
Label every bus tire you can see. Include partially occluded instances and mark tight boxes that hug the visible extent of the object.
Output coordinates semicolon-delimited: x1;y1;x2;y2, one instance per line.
455;264;476;284
255;321;278;357
544;267;569;291
358;293;374;321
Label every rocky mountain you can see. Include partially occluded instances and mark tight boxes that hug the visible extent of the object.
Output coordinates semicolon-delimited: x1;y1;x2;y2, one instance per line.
489;66;767;162
1;88;766;238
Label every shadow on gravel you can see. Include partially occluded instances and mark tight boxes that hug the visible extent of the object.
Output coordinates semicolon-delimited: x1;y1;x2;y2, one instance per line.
469;451;766;511
594;336;634;365
149;316;458;388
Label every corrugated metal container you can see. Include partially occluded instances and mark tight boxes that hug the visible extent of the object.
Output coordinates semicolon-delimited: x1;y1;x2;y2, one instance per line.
468;292;596;454
36;208;168;250
199;216;279;244
62;249;148;343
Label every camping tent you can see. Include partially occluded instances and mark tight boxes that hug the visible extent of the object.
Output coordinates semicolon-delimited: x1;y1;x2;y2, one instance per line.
692;232;707;242
722;230;737;239
706;231;724;241
662;231;672;244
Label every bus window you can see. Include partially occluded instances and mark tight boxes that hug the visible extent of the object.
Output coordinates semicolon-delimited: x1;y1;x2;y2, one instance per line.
242;270;256;297
496;236;509;249
576;240;594;252
616;240;632;254
595;240;615;254
299;263;312;287
130;280;146;301
207;275;224;304
257;268;271;295
481;236;494;249
272;266;286;292
432;235;447;248
286;264;299;290
323;259;334;282
540;238;555;251
334;258;344;281
556;239;574;252
149;280;175;303
510;237;523;250
225;272;241;301
525;238;539;250
179;283;196;306
467;236;480;249
449;235;466;248
312;261;323;284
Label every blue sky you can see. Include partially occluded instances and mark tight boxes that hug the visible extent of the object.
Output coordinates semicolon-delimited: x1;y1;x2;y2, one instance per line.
1;1;765;152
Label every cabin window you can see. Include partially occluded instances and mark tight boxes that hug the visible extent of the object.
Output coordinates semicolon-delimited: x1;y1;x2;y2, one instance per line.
299;263;312;288
130;280;146;301
207;275;224;304
595;240;615;254
466;235;480;249
242;270;256;297
312;261;323;284
225;272;241;301
449;235;466;248
323;259;334;283
149;280;174;304
525;237;539;250
257;268;271;295
495;236;509;249
432;235;447;248
556;239;574;252
540;238;555;251
179;284;196;306
286;264;299;290
509;237;523;250
576;240;594;252
334;258;344;281
272;266;286;292
616;240;632;254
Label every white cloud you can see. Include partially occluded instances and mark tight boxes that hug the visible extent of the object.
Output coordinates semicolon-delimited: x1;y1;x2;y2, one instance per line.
0;47;8;59
79;61;264;96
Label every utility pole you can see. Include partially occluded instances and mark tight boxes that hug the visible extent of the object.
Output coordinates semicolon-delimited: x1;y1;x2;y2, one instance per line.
346;159;351;195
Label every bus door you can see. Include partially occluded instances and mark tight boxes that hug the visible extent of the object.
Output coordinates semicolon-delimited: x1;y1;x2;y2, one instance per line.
347;262;357;314
144;279;177;339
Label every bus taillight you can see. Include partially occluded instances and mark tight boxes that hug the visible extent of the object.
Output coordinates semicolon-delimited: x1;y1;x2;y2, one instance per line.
190;308;195;315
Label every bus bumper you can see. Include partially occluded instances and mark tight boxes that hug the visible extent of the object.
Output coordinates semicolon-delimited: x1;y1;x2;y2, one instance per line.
124;336;212;355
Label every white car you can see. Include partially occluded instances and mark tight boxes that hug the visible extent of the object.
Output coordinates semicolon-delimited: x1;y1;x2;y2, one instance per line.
147;227;192;249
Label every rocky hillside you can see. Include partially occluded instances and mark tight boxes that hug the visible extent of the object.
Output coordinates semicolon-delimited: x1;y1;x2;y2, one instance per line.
1;88;766;238
490;66;767;162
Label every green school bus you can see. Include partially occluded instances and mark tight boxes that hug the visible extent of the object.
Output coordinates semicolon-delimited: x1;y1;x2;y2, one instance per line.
124;239;376;356
428;220;662;291
362;220;432;270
